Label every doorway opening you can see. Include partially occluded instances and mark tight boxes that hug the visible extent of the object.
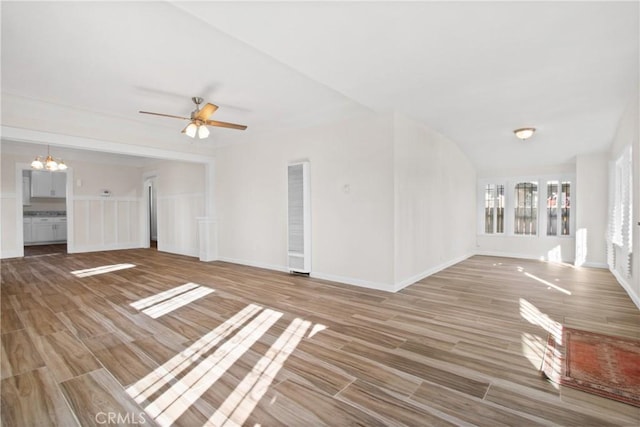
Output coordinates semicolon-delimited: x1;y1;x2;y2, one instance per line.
145;176;157;250
23;169;68;257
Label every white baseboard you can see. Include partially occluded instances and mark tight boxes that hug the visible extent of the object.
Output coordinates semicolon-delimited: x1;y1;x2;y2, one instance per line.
157;244;199;259
580;261;609;269
474;249;575;264
216;256;289;273
0;249;23;259
217;256;393;291
310;271;393;292
69;243;141;254
610;268;640;310
393;252;474;292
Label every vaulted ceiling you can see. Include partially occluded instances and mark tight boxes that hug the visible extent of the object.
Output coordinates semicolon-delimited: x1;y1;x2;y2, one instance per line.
2;1;637;171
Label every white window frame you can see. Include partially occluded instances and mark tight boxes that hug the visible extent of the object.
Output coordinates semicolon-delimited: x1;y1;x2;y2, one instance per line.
543;177;574;238
479;182;506;235
478;174;575;238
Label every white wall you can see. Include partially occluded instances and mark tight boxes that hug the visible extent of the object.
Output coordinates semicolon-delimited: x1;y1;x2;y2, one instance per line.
609;98;639;307
215;113;396;290
147;160;206;258
0;152;21;258
575;152;608;267
393;114;476;289
0;147;145;257
476;165;577;263
215;112;476;291
71;160;143;253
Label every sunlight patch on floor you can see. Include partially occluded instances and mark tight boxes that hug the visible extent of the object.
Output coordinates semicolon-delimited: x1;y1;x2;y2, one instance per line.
129;282;214;318
523;272;572;295
126;299;327;426
126;304;261;404
521;332;546;369
71;263;136;277
143;308;283;426
308;323;326;338
519;298;563;345
207;317;311;426
130;283;200;310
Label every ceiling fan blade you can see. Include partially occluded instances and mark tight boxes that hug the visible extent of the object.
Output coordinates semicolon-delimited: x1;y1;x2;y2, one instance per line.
194;103;219;121
139;111;190;120
205;120;247;130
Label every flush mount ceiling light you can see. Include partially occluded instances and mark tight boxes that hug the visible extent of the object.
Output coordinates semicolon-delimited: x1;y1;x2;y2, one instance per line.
31;145;67;171
514;127;536;141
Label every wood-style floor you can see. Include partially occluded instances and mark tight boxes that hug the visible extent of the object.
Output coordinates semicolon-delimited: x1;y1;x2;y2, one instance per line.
1;249;639;426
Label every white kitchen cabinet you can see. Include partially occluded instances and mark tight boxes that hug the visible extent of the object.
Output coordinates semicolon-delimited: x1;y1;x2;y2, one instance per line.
53;218;67;241
31;171;66;198
23;176;31;206
23;218;33;243
30;217;67;243
32;218;56;242
52;173;66;198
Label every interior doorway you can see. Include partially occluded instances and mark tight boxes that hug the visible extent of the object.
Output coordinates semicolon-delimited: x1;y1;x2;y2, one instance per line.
22;167;69;257
145;176;157;249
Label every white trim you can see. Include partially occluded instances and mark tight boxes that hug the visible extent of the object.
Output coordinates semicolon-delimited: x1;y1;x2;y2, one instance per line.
217;256;288;273
197;218;218;262
310;271;393;292
142;172;157;249
0;249;23;259
217;256;393;291
157;244;199;258
2;126;214;164
13;166;25;257
581;262;609;269
610;268;640;310
68;243;141;254
72;195;141;202
393;253;474;292
474;249;575;264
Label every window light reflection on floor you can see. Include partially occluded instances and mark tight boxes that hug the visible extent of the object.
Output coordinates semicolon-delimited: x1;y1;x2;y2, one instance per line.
523;272;572;295
127;304;262;405
127;302;325;427
519;298;563;345
207;317;311;426
131;283;200;310
129;282;214;319
71;263;136;278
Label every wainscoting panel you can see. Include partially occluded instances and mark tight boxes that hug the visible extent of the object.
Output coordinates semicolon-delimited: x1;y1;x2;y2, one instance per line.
0;194;20;258
72;197;142;253
157;193;204;258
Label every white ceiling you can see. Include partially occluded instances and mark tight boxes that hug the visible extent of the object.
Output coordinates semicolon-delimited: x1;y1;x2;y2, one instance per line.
2;1;638;171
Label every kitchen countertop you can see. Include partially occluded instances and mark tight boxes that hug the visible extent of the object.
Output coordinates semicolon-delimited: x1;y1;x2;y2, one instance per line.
24;211;66;217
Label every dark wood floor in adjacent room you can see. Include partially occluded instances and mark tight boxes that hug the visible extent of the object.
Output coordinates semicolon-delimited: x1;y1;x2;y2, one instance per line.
1;249;639;426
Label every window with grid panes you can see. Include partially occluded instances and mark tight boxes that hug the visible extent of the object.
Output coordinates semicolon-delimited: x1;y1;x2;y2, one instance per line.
514;182;538;235
484;184;504;234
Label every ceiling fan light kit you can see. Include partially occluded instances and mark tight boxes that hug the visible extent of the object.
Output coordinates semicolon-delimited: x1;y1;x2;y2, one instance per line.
140;96;247;139
513;127;536;140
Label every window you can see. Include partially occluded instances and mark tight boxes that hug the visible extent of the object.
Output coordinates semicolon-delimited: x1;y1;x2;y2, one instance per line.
546;181;571;236
514;182;538;235
479;175;574;237
608;146;632;278
484;184;504;234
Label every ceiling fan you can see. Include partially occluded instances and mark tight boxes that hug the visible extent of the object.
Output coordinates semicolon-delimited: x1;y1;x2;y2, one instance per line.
139;97;247;138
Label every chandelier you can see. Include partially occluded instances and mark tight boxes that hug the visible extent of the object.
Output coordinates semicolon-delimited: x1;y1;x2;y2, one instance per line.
31;145;67;171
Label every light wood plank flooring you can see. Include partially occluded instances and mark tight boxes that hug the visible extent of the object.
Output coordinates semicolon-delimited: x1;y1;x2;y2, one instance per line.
1;249;639;426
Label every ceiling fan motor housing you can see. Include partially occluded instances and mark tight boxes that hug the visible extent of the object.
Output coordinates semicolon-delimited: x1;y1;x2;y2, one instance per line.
190;97;203;119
